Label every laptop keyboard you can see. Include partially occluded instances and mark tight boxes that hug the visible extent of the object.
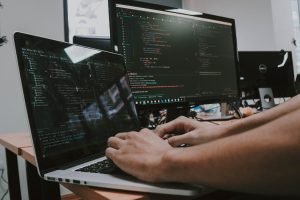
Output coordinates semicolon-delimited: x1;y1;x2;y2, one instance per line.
75;159;125;175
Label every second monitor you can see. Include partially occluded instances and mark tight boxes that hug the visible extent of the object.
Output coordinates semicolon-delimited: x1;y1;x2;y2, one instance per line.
109;0;240;110
239;51;296;100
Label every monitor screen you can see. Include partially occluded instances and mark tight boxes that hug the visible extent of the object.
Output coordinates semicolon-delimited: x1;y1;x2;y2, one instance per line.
109;0;239;108
239;51;296;99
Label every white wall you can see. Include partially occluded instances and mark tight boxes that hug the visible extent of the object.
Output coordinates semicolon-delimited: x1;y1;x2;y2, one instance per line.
271;0;297;74
183;0;276;51
0;0;65;199
272;0;294;51
0;0;64;134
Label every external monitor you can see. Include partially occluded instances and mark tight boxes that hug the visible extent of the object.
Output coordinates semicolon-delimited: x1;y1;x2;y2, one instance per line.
73;35;113;52
109;0;240;113
239;51;296;99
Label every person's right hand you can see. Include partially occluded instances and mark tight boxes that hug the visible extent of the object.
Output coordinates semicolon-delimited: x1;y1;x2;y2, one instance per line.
155;116;227;147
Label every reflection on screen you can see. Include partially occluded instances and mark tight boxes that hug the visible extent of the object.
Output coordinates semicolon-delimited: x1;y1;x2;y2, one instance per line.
21;45;138;159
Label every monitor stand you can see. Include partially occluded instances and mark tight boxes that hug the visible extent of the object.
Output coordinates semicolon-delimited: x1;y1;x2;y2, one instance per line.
258;87;276;110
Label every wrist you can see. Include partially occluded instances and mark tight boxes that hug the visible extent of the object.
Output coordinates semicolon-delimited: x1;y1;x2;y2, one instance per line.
213;123;235;139
157;148;183;182
217;115;261;138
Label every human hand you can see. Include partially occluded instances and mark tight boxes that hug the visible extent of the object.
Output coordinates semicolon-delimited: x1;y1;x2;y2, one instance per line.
155;116;225;147
105;129;173;182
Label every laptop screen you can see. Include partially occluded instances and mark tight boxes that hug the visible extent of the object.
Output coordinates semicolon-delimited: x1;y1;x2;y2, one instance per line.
14;33;140;173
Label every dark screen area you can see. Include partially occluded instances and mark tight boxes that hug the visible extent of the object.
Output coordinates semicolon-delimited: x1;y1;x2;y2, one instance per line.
73;36;113;52
136;0;182;8
239;51;296;98
113;3;239;106
15;33;139;172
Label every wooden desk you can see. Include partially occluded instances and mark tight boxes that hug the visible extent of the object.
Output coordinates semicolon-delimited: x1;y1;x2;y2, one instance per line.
0;133;246;200
1;130;294;200
1;133;217;200
0;132;31;154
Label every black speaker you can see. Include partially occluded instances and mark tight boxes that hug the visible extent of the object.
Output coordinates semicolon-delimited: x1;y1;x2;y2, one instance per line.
73;36;113;52
295;74;300;94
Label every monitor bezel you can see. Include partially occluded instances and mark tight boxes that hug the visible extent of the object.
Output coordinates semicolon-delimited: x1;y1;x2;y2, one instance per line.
109;0;240;110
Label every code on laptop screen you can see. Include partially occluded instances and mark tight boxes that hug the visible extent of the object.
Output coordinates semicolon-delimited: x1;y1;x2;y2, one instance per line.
15;33;139;171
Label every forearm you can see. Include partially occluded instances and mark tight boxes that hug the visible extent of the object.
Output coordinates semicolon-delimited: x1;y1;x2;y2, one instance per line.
221;94;300;137
161;110;300;195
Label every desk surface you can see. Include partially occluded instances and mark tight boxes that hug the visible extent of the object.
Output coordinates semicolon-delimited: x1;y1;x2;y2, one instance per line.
0;132;32;154
0;131;292;200
3;132;278;200
1;133;212;200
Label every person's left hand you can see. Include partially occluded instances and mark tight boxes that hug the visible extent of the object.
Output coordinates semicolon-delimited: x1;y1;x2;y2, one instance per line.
105;128;173;182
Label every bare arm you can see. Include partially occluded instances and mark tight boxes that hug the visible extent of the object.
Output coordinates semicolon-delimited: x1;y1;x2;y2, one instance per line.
155;95;300;146
159;109;300;195
224;94;300;135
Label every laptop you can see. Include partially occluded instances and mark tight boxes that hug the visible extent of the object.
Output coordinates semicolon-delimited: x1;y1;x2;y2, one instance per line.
14;32;207;196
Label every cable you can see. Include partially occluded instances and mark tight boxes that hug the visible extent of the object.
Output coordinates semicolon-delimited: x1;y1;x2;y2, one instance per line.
0;169;8;200
0;190;8;200
0;170;7;184
229;102;243;119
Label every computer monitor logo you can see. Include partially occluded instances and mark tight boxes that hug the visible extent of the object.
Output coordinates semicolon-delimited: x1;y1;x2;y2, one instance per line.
258;64;268;74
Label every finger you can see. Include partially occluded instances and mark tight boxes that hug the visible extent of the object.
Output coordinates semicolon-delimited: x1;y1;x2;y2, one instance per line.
140;128;154;134
167;133;194;147
155;116;192;137
167;129;204;147
115;132;131;139
105;147;119;160
107;137;125;149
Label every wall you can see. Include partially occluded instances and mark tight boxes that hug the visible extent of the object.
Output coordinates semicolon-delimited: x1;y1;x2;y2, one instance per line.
271;0;297;73
0;0;64;134
183;0;276;51
0;0;64;199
